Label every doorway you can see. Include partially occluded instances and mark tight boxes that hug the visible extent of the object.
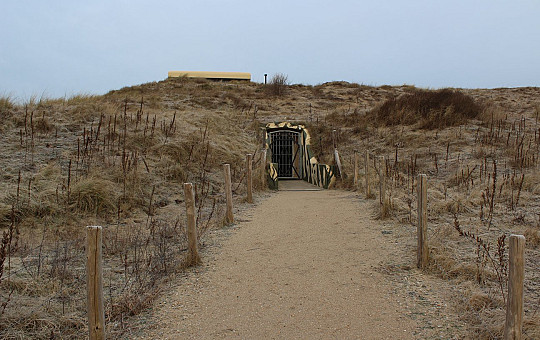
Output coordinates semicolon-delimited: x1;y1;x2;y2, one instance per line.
269;130;300;178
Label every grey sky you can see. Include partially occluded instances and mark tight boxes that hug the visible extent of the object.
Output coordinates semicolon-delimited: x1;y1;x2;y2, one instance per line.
1;1;539;100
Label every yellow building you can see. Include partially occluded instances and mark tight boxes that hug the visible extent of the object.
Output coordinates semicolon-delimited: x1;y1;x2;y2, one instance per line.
168;71;251;81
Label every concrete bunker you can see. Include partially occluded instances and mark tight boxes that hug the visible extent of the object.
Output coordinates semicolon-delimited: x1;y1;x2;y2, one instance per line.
168;71;251;81
264;122;336;189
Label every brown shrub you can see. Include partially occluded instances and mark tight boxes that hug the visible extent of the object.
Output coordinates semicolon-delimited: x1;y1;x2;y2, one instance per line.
369;88;483;129
266;73;289;96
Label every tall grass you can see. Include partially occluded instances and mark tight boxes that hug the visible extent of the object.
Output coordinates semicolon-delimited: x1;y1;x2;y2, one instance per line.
0;83;261;338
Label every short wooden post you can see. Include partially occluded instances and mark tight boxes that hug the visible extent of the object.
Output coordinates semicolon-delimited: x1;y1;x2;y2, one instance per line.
86;226;105;340
365;150;370;198
183;183;201;265
260;149;267;189
246;154;253;203
379;156;386;205
223;164;234;224
504;234;525;340
353;150;358;186
417;174;428;269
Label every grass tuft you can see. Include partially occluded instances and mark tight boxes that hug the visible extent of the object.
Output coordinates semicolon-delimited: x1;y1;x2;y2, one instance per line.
70;177;118;217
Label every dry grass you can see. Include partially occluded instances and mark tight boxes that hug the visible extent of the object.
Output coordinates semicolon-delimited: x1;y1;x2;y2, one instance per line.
285;83;540;338
368;88;483;129
0;79;261;338
1;78;540;338
524;228;540;248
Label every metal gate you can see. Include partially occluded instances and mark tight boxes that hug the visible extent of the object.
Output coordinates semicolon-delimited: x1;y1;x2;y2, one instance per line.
269;131;299;178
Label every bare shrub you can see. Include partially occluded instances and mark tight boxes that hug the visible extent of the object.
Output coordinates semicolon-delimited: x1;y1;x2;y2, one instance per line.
266;73;289;96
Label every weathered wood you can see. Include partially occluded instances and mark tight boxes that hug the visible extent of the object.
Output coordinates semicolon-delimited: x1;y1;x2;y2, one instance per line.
260;149;267;189
246;154;253;203
353;150;358;186
183;183;201;265
504;234;525;340
334;148;343;178
417;174;428;269
379;156;385;205
86;226;105;340
224;164;234;224
365;150;370;198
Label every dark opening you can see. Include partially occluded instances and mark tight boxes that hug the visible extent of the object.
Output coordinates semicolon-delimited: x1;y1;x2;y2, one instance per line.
269;131;299;178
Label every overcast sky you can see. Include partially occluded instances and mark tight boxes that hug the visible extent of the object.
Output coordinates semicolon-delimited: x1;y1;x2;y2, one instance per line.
1;1;539;100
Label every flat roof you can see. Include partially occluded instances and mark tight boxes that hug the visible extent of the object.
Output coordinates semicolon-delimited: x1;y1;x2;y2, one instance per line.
168;71;251;80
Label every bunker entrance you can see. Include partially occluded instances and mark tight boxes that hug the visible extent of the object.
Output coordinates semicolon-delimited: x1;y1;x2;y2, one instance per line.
269;130;300;178
264;122;336;189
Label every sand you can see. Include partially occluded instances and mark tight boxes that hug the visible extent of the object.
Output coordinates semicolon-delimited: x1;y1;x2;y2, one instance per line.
135;180;417;339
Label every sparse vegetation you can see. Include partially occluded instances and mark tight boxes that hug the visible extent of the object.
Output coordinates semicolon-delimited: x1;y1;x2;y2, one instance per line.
267;73;289;96
1;77;539;339
0;79;262;338
315;85;540;338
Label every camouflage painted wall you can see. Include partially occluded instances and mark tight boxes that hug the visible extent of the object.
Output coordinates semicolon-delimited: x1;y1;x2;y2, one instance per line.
264;122;335;189
267;162;279;190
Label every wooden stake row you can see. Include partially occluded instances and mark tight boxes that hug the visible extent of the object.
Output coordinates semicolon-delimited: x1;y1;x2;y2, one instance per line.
83;146;527;339
85;152;264;338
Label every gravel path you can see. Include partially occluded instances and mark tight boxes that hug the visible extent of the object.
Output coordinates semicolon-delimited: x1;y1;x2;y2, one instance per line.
135;181;417;339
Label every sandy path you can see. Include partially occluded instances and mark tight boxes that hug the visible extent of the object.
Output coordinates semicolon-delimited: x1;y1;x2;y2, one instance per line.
136;181;417;339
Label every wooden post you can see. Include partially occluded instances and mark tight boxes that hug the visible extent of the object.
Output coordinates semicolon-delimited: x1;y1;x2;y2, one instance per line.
260;148;267;189
183;183;201;265
334;148;343;177
224;164;234;224
86;226;105;340
365;150;370;198
246;154;253;203
504;234;525;340
379;156;385;205
417;174;428;269
353;150;358;186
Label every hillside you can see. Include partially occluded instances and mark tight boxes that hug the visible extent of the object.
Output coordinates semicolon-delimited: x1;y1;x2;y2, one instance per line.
1;77;540;338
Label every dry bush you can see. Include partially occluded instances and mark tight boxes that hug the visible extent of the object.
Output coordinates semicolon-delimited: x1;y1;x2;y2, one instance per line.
266;73;289;96
369;88;483;129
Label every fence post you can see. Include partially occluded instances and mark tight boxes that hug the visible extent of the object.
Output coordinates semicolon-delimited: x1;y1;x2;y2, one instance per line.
417;174;428;269
365;150;370;198
223;164;234;224
86;226;105;340
183;183;201;265
354;150;358;186
379;156;385;205
246;154;253;203
504;234;525;340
